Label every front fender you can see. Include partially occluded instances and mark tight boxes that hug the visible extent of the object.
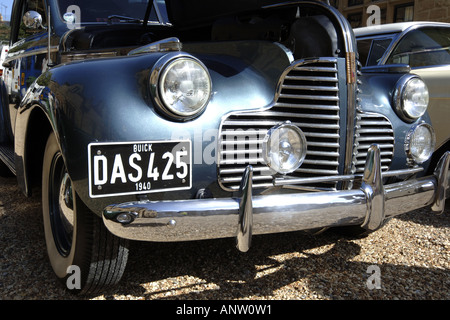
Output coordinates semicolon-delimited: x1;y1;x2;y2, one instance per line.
358;70;433;172
18;46;282;215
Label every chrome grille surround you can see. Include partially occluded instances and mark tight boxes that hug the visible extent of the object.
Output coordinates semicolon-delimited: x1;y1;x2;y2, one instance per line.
218;58;344;191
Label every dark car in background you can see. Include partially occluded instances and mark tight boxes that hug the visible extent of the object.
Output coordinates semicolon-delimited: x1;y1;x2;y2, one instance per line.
0;0;448;294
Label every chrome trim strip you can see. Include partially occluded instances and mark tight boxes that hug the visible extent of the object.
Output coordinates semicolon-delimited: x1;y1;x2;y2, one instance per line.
128;37;182;55
4;46;59;67
60;51;118;63
344;80;357;179
47;5;53;66
273;167;424;186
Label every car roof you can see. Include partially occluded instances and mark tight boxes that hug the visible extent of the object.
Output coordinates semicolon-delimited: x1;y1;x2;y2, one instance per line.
354;21;450;37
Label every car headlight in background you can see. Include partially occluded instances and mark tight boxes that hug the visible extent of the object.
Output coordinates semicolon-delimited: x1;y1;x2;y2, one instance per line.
262;122;307;174
394;75;429;122
405;123;435;164
151;54;211;120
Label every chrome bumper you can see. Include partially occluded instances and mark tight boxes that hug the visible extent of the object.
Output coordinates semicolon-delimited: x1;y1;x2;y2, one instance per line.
102;146;450;252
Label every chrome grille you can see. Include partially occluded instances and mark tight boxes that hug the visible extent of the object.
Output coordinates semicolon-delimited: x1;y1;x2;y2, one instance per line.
218;59;342;191
353;112;394;174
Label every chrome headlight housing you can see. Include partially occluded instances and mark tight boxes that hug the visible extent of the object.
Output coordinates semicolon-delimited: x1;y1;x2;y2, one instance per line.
405;123;435;164
394;75;429;122
151;54;212;120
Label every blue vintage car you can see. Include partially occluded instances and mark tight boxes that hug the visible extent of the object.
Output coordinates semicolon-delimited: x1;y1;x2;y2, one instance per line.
0;0;448;294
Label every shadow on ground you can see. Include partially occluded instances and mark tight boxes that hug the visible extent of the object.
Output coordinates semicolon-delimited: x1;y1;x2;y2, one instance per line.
1;176;449;300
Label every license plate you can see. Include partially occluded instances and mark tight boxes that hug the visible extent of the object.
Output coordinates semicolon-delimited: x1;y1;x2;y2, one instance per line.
88;140;191;198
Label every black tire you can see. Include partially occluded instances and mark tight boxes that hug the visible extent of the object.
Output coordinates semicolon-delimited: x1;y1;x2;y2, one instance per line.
42;133;129;294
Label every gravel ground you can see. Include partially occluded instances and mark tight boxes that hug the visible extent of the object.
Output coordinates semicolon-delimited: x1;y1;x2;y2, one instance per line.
0;174;449;301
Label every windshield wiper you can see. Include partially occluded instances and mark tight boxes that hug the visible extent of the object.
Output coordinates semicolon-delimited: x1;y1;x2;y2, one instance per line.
107;15;142;23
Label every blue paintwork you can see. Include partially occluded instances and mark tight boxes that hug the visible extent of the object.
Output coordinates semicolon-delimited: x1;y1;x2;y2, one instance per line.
358;69;433;170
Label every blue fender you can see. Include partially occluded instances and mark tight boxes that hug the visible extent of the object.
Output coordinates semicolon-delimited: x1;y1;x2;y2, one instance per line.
358;69;433;172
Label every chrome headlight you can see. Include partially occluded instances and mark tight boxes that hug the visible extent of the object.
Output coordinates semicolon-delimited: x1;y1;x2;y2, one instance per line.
262;122;307;174
405;123;435;164
152;55;211;120
394;76;429;122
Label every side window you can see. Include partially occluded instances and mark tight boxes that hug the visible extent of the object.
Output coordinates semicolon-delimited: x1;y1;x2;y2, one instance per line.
356;39;372;67
387;28;450;68
366;38;392;66
357;38;393;67
17;0;47;42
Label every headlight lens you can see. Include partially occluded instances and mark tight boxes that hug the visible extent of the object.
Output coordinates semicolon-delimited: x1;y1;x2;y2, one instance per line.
262;123;307;174
158;57;211;119
405;123;435;164
395;76;429;122
402;78;429;118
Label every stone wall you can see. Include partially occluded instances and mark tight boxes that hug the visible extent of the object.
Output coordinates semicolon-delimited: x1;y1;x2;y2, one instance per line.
334;0;450;26
415;0;450;22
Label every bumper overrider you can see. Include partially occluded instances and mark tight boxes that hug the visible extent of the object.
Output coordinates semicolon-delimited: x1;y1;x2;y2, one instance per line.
102;145;450;252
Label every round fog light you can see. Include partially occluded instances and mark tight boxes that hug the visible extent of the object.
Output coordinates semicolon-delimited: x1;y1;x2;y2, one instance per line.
405;123;435;164
262;123;307;174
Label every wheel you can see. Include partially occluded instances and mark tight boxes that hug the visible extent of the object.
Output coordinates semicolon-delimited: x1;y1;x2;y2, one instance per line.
42;133;129;294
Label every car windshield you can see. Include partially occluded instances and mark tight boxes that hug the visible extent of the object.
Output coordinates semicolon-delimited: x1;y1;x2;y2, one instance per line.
387;27;450;68
57;0;169;24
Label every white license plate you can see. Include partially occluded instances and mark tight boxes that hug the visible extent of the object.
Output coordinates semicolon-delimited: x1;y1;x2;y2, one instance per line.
88;140;191;198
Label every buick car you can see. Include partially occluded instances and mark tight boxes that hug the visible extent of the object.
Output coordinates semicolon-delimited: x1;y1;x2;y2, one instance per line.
0;0;448;294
